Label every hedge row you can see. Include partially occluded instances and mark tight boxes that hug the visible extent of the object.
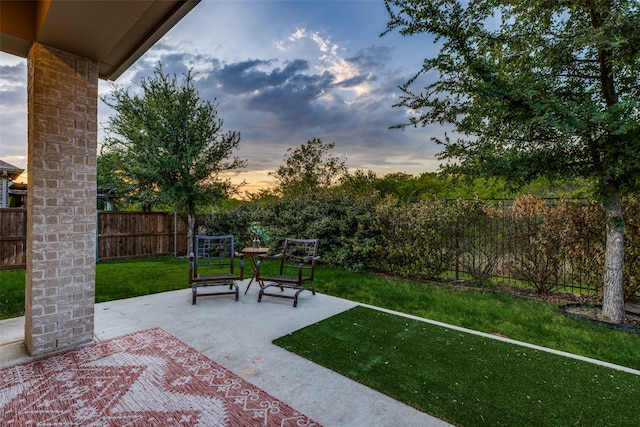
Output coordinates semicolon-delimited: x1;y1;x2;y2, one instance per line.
201;193;639;300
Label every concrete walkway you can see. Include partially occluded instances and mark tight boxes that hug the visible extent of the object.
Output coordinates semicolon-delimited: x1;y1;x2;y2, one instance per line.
0;281;452;427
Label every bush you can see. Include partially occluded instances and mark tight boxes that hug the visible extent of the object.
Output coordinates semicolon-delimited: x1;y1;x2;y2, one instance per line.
200;193;640;300
450;199;507;287
202;192;380;270
372;198;455;279
506;196;563;294
623;196;640;302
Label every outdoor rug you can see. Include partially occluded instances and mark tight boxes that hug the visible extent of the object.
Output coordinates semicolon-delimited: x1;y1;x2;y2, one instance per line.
0;327;321;426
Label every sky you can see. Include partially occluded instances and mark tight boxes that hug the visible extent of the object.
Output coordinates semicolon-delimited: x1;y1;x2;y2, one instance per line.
0;0;448;194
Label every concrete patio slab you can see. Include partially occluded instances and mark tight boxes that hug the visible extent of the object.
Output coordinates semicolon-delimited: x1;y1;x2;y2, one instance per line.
0;280;452;427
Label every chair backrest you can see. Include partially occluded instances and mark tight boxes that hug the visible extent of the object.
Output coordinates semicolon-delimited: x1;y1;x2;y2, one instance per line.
279;238;319;281
193;235;236;277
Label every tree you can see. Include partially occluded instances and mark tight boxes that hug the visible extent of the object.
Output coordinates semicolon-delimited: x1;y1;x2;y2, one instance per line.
270;137;347;197
101;66;246;251
384;0;640;322
338;169;380;197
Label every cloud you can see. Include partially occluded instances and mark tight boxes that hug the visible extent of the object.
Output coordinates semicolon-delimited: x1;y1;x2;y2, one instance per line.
213;58;311;95
139;36;429;175
245;71;335;111
0;61;28;166
0;62;26;91
346;46;394;71
311;32;336;54
288;28;307;42
0;3;445;192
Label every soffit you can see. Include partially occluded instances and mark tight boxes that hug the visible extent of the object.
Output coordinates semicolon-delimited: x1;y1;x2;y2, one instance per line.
0;0;199;80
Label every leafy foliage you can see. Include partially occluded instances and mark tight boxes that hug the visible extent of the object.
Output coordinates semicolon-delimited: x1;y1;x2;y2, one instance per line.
202;192;640;301
203;192;379;270
507;196;564;294
100;65;246;251
372;197;454;278
383;0;640;321
270;137;347;197
384;0;640;188
100;66;246;213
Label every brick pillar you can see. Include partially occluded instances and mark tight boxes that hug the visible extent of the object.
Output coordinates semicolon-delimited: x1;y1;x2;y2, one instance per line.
25;43;98;356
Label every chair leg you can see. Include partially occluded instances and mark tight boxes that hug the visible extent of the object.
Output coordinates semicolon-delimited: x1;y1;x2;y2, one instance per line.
293;286;315;307
293;287;306;307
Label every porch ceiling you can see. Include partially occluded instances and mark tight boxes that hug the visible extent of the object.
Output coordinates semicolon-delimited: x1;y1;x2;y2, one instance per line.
0;0;200;80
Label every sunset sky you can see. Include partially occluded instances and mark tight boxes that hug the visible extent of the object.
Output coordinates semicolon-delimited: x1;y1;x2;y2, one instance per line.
0;0;449;193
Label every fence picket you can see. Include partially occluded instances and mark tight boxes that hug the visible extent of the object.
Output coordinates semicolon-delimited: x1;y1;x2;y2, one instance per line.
0;209;190;269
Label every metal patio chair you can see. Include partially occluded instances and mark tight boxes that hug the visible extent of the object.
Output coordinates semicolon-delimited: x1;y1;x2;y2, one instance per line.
189;235;244;304
256;238;319;307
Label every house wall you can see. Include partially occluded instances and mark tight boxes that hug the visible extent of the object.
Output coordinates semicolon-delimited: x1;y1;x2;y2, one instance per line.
25;43;98;356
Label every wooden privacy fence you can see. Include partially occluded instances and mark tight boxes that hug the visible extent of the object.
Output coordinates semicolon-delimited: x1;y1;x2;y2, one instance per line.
98;211;191;261
0;209;26;270
0;210;194;270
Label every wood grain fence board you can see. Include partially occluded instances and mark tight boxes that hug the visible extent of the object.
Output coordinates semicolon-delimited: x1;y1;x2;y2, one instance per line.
97;212;189;261
1;210;191;268
0;209;27;269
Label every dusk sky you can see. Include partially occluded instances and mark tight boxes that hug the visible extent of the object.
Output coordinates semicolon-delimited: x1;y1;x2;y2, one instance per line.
0;0;449;193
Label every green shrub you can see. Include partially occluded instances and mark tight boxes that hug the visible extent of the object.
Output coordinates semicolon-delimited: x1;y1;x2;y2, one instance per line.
623;195;640;302
200;193;640;300
372;198;454;278
203;192;380;270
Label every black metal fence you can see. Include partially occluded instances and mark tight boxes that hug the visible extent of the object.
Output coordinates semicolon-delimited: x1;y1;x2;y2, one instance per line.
435;198;637;298
3;197;639;299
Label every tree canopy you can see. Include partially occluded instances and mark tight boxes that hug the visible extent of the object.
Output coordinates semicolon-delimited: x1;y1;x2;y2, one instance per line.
270;137;347;197
101;66;246;248
384;0;640;322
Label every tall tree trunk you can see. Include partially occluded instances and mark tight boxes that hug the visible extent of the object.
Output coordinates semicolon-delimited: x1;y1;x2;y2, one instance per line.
187;213;195;256
590;2;625;323
602;192;625;323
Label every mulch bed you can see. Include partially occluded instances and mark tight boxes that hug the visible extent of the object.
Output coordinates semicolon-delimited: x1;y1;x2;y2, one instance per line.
561;304;640;333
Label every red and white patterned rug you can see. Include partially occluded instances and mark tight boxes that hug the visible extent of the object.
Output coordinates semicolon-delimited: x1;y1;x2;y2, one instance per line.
0;328;321;426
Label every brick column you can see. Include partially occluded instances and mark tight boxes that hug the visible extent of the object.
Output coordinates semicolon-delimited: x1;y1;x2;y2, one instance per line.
25;43;98;356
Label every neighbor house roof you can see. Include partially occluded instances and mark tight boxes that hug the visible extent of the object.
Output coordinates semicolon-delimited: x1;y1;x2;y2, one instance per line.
0;0;200;80
0;159;25;180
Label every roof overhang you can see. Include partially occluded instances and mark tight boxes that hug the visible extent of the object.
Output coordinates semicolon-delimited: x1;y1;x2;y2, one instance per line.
0;160;25;180
0;0;200;80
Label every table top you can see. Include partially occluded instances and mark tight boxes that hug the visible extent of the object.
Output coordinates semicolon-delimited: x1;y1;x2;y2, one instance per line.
241;247;269;254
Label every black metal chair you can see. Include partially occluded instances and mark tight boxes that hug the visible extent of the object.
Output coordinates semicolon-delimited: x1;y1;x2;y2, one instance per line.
189;235;244;305
256;238;319;307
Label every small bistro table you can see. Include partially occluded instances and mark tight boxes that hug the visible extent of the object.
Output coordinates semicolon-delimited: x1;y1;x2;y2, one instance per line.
241;247;269;294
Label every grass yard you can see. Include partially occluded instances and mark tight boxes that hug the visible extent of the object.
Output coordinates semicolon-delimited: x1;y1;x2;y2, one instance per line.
0;269;26;320
274;306;640;426
0;256;257;319
2;257;640;425
94;256;190;302
1;257;639;369
317;267;640;371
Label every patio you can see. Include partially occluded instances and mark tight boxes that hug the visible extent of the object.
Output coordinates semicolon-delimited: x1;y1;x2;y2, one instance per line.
0;280;452;427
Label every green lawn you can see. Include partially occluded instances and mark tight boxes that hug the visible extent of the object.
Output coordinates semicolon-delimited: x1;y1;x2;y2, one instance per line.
316;267;640;371
2;257;639;425
1;257;639;370
274;306;640;426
